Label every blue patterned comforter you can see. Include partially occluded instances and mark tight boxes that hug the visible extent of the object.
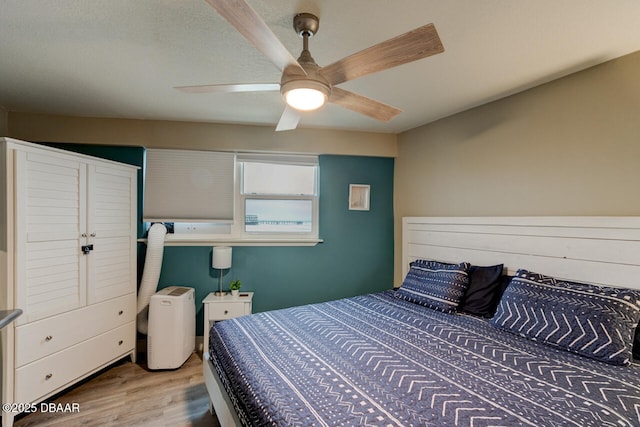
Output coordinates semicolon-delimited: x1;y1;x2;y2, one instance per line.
208;291;640;426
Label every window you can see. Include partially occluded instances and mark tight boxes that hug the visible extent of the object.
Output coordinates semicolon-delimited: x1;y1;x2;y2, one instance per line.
245;199;313;233
237;154;318;239
143;150;320;245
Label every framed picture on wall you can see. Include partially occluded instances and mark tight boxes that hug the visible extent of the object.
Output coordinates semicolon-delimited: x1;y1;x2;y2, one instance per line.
349;184;370;211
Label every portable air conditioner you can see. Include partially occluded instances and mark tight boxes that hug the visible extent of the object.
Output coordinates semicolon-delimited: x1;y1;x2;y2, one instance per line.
147;286;195;370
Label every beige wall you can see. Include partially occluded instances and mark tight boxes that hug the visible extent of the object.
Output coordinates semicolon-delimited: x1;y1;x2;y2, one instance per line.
394;51;640;284
7;113;397;157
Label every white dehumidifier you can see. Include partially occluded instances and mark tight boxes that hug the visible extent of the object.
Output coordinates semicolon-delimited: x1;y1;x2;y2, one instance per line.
147;286;195;370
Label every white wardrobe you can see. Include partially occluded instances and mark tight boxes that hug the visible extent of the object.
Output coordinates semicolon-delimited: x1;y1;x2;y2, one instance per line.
1;138;138;426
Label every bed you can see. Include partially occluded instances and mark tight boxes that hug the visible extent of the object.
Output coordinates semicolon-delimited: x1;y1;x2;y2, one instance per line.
203;217;640;426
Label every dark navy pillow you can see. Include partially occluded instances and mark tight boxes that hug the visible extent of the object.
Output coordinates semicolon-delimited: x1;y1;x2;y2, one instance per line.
491;269;640;366
396;259;471;313
459;264;504;317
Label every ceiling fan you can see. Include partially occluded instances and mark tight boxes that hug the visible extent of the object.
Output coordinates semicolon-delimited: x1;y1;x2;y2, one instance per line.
175;0;445;131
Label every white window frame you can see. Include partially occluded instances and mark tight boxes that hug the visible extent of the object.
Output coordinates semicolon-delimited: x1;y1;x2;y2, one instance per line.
232;153;319;241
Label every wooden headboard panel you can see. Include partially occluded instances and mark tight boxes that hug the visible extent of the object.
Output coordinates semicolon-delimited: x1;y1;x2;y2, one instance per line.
402;217;640;290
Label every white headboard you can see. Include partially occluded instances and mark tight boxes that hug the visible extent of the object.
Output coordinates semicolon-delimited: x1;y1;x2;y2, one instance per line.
402;217;640;290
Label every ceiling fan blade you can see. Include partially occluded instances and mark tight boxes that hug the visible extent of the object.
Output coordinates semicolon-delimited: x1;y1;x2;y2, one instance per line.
320;23;444;86
329;87;401;122
275;105;301;131
205;0;305;75
175;83;280;94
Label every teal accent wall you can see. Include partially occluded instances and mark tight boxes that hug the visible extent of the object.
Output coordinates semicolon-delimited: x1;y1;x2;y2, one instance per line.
37;144;394;336
158;155;394;335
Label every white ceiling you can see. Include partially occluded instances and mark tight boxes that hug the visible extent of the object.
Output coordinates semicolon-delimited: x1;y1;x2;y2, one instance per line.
1;0;640;134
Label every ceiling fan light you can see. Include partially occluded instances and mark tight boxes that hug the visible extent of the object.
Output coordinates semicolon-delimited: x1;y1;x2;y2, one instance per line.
281;76;331;112
285;87;327;111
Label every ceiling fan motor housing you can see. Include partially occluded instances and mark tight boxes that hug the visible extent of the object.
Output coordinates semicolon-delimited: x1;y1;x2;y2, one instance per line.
281;13;331;110
280;51;331;96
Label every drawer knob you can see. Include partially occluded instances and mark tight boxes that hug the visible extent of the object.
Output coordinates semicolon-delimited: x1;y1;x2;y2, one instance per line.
45;335;53;342
118;340;123;346
224;310;229;315
118;310;124;316
45;373;53;381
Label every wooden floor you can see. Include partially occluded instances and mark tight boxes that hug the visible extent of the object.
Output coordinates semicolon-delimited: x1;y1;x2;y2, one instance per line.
10;352;220;427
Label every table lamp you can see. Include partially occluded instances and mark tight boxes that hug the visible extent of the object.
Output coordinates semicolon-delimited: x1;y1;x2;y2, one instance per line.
212;246;232;296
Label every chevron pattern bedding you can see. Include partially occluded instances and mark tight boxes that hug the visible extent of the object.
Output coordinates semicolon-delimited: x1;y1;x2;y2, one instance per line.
208;290;640;427
395;259;471;313
491;269;640;366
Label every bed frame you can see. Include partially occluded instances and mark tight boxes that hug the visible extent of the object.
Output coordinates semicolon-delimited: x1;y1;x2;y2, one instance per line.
403;216;640;290
204;216;640;425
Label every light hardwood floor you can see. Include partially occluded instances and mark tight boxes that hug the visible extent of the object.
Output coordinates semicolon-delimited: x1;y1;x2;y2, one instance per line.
10;352;220;427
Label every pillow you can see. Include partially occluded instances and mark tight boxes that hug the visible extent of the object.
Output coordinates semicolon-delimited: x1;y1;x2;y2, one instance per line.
458;264;504;317
395;259;471;313
490;269;640;366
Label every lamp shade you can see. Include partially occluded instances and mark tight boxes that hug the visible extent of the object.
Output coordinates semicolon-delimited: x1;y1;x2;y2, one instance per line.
212;246;232;269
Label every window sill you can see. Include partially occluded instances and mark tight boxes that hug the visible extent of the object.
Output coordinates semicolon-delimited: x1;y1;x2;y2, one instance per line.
137;235;323;247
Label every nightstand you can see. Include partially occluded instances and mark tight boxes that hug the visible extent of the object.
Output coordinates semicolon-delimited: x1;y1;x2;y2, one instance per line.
202;292;253;356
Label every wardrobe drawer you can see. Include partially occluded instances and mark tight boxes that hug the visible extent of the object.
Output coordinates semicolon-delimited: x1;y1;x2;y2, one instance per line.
15;294;135;367
15;322;135;404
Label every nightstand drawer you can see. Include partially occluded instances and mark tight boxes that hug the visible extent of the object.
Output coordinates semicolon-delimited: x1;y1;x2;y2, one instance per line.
207;303;247;320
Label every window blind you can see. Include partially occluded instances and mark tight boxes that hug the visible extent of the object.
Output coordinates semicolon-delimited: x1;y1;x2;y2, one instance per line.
143;149;235;222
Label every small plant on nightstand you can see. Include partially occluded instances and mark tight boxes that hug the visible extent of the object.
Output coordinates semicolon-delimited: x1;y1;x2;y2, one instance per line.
230;280;242;297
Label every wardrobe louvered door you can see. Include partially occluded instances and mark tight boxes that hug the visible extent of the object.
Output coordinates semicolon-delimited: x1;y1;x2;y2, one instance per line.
87;164;137;303
14;150;87;324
